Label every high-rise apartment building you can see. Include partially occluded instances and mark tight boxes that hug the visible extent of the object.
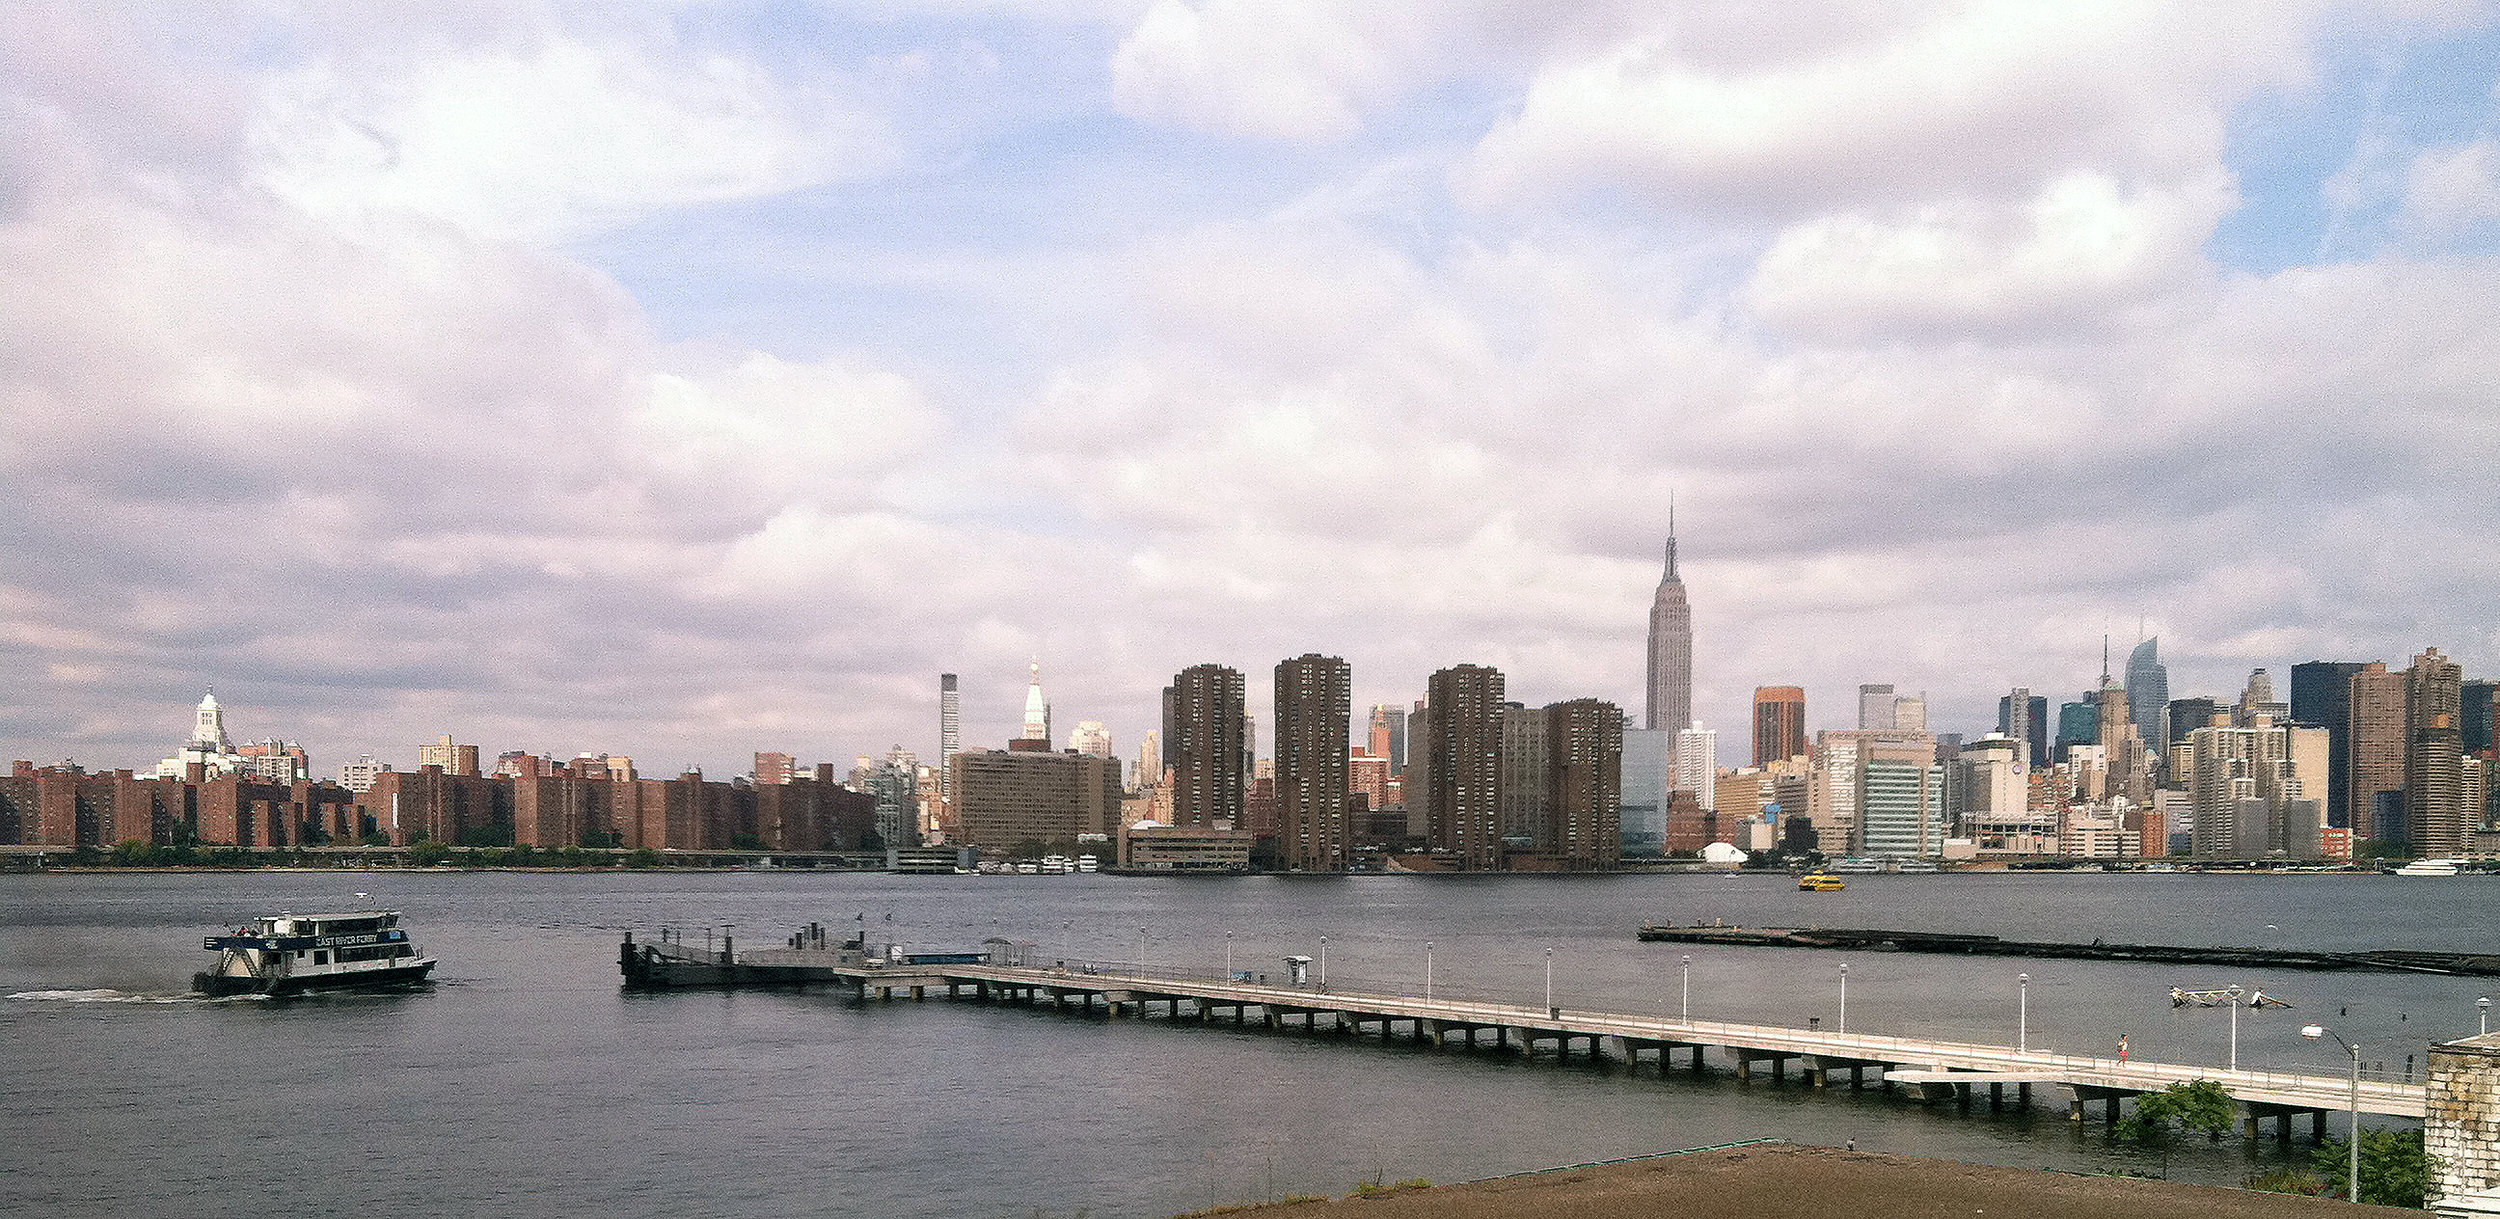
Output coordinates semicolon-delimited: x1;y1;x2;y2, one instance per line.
2125;638;2170;760
1753;686;1806;766
1545;698;1624;868
418;733;480;777
2407;648;2467;856
939;673;960;805
1859;738;1947;859
1496;702;1550;847
1169;663;1246;829
948;749;1122;850
2188;723;2327;858
1645;513;1692;739
1675;721;1719;810
1274;654;1352;870
2348;662;2405;843
754;752;797;786
1425;664;1505;869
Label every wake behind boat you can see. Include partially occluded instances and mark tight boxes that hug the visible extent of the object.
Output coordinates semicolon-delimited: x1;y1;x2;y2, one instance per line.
194;910;436;997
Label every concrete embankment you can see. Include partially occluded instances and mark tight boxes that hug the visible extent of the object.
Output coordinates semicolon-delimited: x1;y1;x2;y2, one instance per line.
1212;1142;2413;1219
1637;924;2500;976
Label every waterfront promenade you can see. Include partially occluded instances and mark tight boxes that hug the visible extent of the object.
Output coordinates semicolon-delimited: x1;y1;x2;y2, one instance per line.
638;935;2426;1133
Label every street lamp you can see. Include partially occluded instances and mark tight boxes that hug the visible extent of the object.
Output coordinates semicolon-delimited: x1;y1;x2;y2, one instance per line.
2301;1024;2363;1204
1545;946;1555;1014
1061;919;1072;964
2019;972;2030;1052
2481;996;2491;1037
1137;926;1147;975
1425;941;1434;1002
1319;935;1328;990
1838;962;1850;1034
1225;930;1234;981
1681;954;1692;1022
2229;986;2242;1070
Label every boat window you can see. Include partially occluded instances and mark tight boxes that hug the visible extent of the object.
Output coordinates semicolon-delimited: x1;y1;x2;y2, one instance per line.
314;950;329;965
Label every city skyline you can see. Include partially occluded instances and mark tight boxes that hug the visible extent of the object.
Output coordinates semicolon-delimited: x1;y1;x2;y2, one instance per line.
5;6;2498;779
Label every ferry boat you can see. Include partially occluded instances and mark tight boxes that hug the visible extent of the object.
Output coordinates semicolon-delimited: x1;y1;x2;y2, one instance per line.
2394;858;2467;877
1797;873;1847;892
194;910;436;997
1825;857;1885;874
1074;854;1099;873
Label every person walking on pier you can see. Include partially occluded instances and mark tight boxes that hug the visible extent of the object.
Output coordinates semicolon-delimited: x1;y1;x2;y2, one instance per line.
2118;1034;2130;1063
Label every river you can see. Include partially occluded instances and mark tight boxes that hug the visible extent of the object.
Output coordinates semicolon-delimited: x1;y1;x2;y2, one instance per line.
4;869;2488;1216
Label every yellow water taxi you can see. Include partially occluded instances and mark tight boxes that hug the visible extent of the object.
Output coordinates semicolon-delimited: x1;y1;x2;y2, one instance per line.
1796;874;1846;892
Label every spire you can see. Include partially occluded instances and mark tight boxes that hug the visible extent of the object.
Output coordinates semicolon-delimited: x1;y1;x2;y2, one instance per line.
1022;659;1050;746
1662;493;1680;583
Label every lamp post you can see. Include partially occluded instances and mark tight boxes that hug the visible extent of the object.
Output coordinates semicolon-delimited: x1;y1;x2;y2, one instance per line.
1681;954;1692;1021
1225;930;1233;981
1839;963;1849;1034
1137;926;1147;975
1545;946;1554;1014
2230;989;2242;1069
2301;1024;2363;1204
2481;996;2491;1036
1425;941;1434;1002
1061;919;1072;965
2019;972;2030;1052
1319;935;1328;990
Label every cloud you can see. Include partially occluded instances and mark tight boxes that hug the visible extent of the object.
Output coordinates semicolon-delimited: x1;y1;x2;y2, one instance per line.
2397;136;2500;233
1109;0;1408;140
1460;3;2314;216
252;31;892;243
1742;171;2236;336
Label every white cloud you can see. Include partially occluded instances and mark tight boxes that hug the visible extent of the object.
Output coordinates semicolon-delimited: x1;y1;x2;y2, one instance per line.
252;35;891;243
1742;171;2235;335
1110;0;1405;140
1460;3;2314;215
2397;136;2500;233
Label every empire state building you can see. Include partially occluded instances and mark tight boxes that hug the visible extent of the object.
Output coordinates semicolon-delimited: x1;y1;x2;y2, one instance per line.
1645;514;1692;734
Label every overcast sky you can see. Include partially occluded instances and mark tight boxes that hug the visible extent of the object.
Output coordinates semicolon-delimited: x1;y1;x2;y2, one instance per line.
4;1;2497;779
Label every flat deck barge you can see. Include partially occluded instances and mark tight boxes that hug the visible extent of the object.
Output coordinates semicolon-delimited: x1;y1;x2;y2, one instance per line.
1635;923;2500;975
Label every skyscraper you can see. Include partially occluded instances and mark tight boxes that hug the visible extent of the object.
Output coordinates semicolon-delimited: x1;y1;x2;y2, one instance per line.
1368;704;1408;768
938;673;960;806
1675;721;1719;810
2407;648;2466;856
1858;684;1899;730
1169;663;1246;828
2289;661;2366;828
1425;664;1506;869
1020;661;1051;749
2348;663;2404;844
1998;689;2048;768
2463;680;2497;755
1645;511;1692;736
1752;686;1806;766
2125;638;2170;758
1274;654;1353;871
1545;698;1624;868
1070;721;1112;759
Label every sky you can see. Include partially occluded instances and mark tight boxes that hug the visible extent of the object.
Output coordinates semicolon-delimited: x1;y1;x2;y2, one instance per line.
3;1;2498;780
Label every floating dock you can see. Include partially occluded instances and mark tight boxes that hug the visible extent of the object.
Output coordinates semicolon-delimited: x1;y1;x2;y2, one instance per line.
1635;923;2500;976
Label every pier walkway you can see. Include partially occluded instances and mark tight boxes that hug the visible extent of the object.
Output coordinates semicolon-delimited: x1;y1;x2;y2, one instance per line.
634;935;2422;1134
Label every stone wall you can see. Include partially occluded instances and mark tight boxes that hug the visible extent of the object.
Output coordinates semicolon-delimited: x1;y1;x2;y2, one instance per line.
2428;1033;2500;1210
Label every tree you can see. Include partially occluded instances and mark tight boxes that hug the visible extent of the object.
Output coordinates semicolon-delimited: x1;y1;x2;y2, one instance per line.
2118;1080;2237;1177
2314;1126;2430;1208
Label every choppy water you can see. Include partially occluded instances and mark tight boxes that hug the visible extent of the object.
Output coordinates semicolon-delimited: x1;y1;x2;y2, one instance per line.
4;869;2489;1216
